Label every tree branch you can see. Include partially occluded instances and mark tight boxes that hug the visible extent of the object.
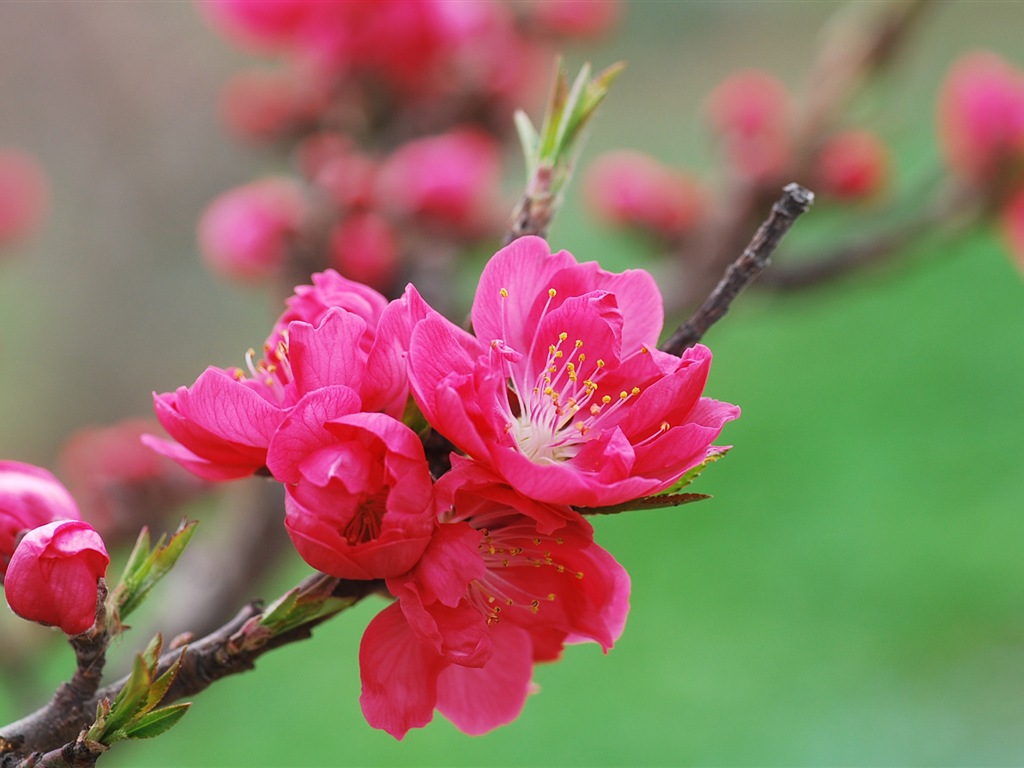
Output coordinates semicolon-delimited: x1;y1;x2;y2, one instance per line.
660;183;815;356
0;576;384;762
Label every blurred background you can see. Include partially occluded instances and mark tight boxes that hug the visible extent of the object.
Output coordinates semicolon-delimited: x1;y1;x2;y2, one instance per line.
1;2;1023;765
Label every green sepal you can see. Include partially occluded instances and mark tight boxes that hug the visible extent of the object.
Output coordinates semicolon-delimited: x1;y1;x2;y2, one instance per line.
258;576;358;639
654;446;731;497
119;703;191;741
577;492;712;516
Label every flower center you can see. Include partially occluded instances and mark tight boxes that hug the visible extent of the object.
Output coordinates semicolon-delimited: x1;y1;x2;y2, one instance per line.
463;515;584;627
231;333;294;404
493;286;644;464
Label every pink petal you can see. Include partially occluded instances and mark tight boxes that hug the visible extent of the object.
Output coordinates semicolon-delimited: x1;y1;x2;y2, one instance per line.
359;602;445;740
288;308;368;394
435;622;534;736
472;236;576;351
265;385;362;483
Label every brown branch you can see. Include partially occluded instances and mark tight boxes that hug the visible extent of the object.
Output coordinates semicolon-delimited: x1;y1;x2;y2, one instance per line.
660;183;815;356
0;576;383;762
758;179;983;291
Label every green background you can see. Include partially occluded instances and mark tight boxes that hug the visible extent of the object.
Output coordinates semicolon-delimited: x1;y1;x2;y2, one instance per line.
1;3;1023;766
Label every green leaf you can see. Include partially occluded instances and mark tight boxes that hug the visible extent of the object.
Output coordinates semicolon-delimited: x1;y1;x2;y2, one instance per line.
655;447;732;497
101;654;153;737
120;703;191;741
116;519;198;619
145;651;184;713
513;110;539;176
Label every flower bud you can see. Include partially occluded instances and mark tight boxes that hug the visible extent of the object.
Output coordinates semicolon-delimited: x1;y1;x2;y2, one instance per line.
706;69;792;183
4;520;109;635
583;150;703;237
376;129;501;236
0;148;49;249
0;461;81;576
937;52;1024;185
197;178;306;283
814;130;890;201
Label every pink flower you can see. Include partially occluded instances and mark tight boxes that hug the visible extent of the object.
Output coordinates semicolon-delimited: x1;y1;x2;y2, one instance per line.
0;148;49;248
0;461;80;577
407;236;740;508
359;459;630;738
376;128;502;235
4;520;109;635
937;52;1024;185
706;69;792;183
147;304;383;480
583;150;704;237
265;386;435;580
197;177;306;283
814;130;890;200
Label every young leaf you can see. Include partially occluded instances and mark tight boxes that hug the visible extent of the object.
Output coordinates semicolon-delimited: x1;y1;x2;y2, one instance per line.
120;704;191;741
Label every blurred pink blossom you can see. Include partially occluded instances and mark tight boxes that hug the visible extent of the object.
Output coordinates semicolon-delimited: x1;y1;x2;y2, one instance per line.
197;177;306;283
583;150;704;237
814;130;891;200
0;461;80;577
937;51;1024;185
707;69;792;183
0;148;49;248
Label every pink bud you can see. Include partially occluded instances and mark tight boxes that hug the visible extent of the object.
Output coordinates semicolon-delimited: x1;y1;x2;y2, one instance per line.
376;128;501;235
299;135;378;211
0;461;81;576
0;149;49;248
328;213;400;293
4;520;109;635
814;130;890;200
999;186;1024;273
197;178;306;283
707;69;792;182
937;52;1024;185
583;150;704;237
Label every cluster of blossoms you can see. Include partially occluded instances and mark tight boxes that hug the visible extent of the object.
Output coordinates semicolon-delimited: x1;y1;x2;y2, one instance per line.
148;236;739;737
0;462;109;636
195;0;619;292
582;68;890;245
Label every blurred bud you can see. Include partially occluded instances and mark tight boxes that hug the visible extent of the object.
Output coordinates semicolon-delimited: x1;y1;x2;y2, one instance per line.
706;69;792;183
0;148;49;249
59;419;207;545
583;150;704;237
527;0;622;39
0;461;81;577
220;68;326;142
937;52;1024;185
328;212;400;293
4;520;109;636
376;128;502;235
197;177;306;283
299;134;378;211
814;130;891;200
999;185;1024;273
